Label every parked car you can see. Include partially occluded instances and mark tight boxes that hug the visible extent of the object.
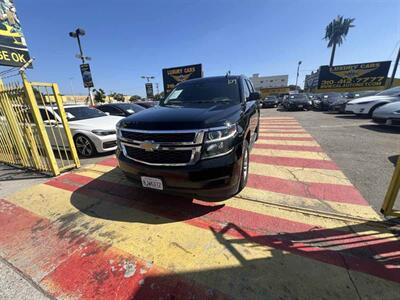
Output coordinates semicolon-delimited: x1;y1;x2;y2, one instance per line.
262;96;279;108
330;91;379;113
314;92;344;111
96;103;145;117
116;75;260;200
282;94;312;111
39;105;123;157
135;101;159;109
372;101;400;125
345;86;400;116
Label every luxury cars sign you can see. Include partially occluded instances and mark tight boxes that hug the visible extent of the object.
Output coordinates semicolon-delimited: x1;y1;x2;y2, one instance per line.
0;0;31;67
162;64;202;95
317;61;391;91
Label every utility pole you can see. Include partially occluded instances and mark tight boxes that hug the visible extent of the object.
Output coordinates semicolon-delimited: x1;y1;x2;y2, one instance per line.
388;46;400;88
69;28;94;106
295;61;302;92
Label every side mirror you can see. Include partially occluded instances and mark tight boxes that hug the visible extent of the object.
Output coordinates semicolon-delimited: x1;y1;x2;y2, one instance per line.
248;92;261;101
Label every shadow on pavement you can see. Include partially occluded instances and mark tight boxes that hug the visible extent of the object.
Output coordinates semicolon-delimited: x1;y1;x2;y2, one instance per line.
335;114;370;119
132;220;400;299
70;167;225;224
360;124;400;134
0;164;49;181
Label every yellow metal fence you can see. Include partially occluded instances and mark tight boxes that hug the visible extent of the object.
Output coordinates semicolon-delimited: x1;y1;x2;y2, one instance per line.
0;78;80;176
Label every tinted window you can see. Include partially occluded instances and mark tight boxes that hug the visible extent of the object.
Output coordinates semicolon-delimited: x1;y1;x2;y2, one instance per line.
289;94;309;101
243;79;251;99
54;106;106;121
114;103;145;114
377;86;400;96
98;105;124;116
163;77;240;104
39;108;55;121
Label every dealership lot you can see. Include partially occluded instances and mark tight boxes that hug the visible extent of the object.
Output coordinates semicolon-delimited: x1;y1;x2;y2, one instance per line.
0;114;399;299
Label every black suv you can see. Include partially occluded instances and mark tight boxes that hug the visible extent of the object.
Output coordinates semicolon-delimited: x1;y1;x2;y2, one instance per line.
116;75;260;200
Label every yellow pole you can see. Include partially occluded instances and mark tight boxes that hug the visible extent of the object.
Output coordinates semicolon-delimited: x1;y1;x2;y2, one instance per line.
381;157;400;216
21;72;60;176
52;83;80;168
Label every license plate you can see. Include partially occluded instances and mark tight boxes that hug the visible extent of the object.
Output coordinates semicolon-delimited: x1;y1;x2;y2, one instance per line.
298;105;303;108
141;176;163;190
386;120;393;125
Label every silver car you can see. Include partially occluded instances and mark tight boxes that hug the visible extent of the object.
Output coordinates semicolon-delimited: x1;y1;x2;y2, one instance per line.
372;101;400;125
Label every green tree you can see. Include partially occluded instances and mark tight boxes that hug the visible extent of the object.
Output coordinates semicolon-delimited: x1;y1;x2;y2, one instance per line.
93;88;106;103
324;16;355;67
129;95;142;102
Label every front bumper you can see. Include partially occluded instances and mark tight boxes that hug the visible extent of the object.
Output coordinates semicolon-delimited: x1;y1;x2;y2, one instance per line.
116;144;243;200
284;102;312;110
91;133;118;153
262;102;278;108
372;117;400;125
345;104;368;115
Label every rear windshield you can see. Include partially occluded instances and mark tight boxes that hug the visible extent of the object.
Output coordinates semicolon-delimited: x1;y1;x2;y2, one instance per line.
162;77;240;105
289;94;309;101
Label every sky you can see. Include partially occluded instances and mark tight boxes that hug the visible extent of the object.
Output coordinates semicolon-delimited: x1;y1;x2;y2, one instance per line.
8;0;400;96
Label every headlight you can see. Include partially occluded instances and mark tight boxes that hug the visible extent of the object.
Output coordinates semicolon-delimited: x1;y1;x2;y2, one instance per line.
394;110;400;114
202;125;237;159
308;101;312;105
204;124;237;143
91;129;116;136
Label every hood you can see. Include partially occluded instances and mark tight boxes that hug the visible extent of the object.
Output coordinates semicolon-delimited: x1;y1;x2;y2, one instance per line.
120;103;242;130
373;101;400;117
348;95;399;105
68;116;123;131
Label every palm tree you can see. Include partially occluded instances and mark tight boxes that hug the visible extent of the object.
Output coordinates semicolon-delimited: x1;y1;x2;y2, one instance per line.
324;16;355;67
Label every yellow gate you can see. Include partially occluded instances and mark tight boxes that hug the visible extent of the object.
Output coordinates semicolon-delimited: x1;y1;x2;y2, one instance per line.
0;77;80;176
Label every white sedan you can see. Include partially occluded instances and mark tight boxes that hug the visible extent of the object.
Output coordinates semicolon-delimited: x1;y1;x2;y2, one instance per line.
372;101;400;126
345;86;400;116
39;105;123;157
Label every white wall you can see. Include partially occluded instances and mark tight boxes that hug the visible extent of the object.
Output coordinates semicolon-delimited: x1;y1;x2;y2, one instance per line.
249;74;289;90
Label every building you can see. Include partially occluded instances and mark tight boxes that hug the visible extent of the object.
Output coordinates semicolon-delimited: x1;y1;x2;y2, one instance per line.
304;70;320;92
249;74;288;91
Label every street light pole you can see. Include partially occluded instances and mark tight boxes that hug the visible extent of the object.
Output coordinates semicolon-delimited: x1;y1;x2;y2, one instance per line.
388;46;400;88
295;61;302;91
69;28;94;106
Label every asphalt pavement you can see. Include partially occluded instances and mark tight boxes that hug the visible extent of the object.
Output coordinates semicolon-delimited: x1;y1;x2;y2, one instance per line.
261;108;400;212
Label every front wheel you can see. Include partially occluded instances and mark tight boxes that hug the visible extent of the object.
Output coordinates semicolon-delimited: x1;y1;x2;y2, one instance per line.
238;140;250;193
75;134;96;157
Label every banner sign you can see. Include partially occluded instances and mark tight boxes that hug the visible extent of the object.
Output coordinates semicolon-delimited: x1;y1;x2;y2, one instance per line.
145;82;154;98
317;61;391;91
80;64;94;88
0;0;31;67
162;64;202;95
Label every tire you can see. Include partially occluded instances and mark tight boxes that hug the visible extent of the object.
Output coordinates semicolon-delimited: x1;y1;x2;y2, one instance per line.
368;103;386;117
238;140;250;193
74;134;97;157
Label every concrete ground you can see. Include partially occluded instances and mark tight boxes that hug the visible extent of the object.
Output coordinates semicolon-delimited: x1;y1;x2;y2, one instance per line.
0;110;399;299
262;108;400;212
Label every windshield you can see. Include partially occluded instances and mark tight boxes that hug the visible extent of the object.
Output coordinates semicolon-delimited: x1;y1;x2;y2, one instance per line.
377;86;400;96
162;77;240;105
289;94;309;101
58;106;107;121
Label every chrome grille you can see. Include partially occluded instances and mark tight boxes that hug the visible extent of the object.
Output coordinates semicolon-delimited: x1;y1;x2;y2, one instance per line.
119;128;204;166
124;146;193;164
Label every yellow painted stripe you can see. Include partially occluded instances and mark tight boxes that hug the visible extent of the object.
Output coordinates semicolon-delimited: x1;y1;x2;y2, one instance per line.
8;184;394;298
252;148;331;160
257;139;319;146
250;163;351;185
259;133;312;138
71;164;383;226
239;187;382;221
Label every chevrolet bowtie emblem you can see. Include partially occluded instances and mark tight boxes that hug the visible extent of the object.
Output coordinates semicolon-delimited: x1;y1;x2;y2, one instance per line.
140;141;159;152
